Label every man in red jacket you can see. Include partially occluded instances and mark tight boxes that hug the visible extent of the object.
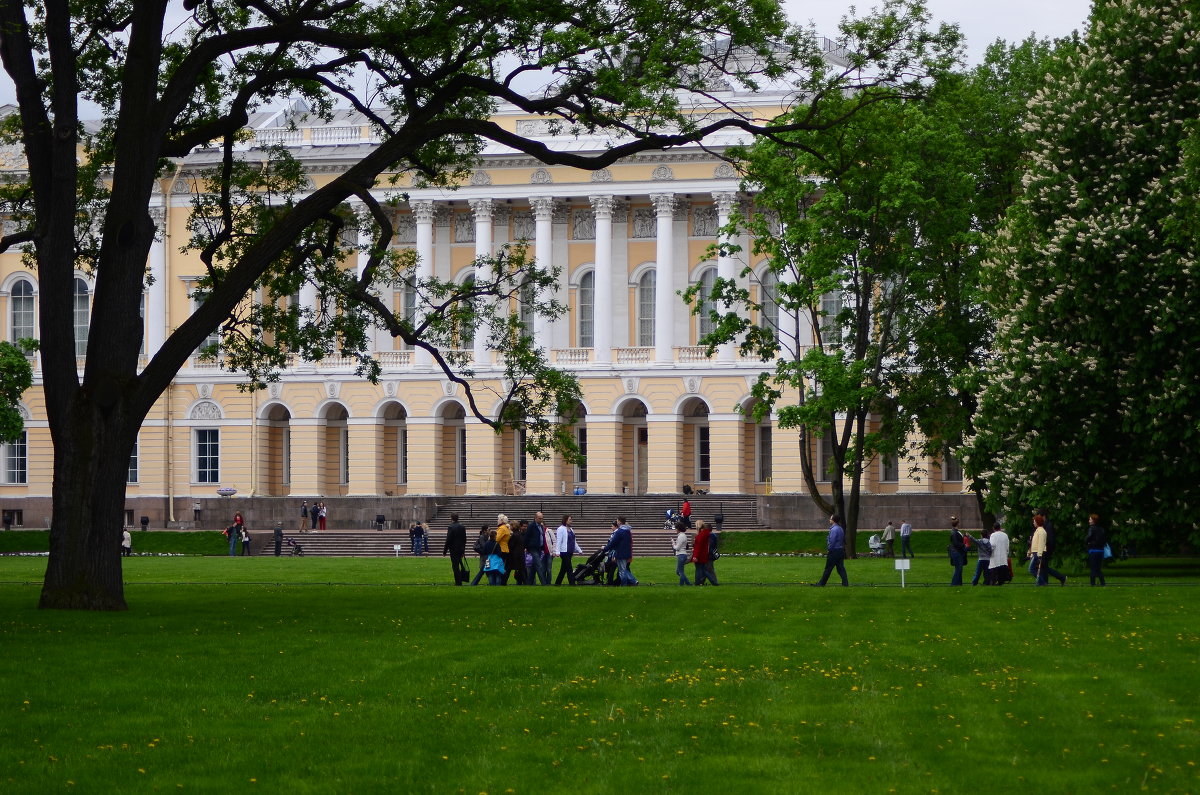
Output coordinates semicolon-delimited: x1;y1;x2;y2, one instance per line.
690;522;719;585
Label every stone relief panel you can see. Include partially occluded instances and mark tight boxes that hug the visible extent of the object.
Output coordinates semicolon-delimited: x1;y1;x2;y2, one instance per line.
190;400;223;420
394;213;417;244
453;213;475;243
632;208;656;238
512;211;535;240
572;210;596;240
692;206;718;237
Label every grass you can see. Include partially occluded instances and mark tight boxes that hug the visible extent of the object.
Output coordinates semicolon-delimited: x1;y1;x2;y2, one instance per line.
0;556;1197;793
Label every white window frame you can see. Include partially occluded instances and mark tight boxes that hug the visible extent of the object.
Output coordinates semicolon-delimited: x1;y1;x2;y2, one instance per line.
10;278;35;342
636;270;655;347
2;431;27;485
577;270;594;348
195;428;220;484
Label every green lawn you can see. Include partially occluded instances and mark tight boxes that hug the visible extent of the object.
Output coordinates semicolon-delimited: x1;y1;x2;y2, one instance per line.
0;555;1197;793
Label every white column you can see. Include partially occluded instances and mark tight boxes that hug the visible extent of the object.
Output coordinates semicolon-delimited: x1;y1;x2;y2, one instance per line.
590;195;614;364
146;206;167;356
351;202;381;354
651;193;676;365
529;196;555;352
470;199;494;366
411;200;435;368
714;192;738;364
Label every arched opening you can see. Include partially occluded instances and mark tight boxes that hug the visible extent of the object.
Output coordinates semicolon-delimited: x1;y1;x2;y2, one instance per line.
382;402;408;494
680;397;711;488
619;399;649;495
320;403;350;495
262;404;292;496
439;402;466;494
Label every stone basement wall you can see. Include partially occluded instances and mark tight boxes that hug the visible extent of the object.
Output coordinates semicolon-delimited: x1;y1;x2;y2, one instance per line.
758;493;983;531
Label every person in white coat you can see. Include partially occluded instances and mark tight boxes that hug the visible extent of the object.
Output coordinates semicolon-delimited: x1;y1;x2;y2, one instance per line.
554;515;584;586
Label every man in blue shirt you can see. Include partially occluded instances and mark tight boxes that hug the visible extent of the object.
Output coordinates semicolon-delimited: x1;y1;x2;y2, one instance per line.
602;516;638;586
813;513;849;587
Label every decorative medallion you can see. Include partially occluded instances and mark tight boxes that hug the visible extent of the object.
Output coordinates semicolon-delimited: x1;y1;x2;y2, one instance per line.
198;383;212;398
625;377;640;394
651;165;675;181
714;163;737;179
530;168;553;184
469;170;493;186
590;168;613;183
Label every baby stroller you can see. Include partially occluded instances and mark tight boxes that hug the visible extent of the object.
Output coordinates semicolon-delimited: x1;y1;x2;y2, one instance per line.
286;536;304;557
663;509;682;530
867;534;884;557
571;548;608;585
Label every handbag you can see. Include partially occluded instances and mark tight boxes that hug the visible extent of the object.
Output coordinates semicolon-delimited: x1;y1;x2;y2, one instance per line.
1102;543;1113;560
485;553;506;574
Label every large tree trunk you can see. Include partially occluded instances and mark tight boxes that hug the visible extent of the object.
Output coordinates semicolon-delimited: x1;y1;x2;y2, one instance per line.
39;382;140;610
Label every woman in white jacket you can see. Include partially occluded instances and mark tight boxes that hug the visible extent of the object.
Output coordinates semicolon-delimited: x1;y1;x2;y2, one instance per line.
672;521;691;585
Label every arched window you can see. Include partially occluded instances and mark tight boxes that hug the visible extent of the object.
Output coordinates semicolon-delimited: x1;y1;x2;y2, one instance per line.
760;270;780;340
577;270;594;348
696;266;717;340
10;279;34;341
73;278;90;356
637;270;655;347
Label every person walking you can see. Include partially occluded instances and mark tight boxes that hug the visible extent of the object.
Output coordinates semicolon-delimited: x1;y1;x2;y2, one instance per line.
1085;514;1107;587
555;515;583;585
443;513;468;585
813;514;849;587
948;516;966;585
240;524;251;556
672;521;692;585
525;511;551;585
1036;509;1067;585
300;500;309;527
1029;513;1067;585
680;498;693;529
121;528;132;557
882;521;896;558
470;526;491;586
691;521;719;586
900;519;914;558
987;522;1011;585
273;522;284;557
409;521;427;555
602;516;637;586
966;527;993;585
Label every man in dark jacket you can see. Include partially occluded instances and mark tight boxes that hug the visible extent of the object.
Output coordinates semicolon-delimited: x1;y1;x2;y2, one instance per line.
602;516;638;586
524;511;551;585
443;513;468;585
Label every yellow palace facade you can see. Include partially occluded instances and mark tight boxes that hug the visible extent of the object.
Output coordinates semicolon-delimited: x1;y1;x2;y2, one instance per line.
0;96;971;527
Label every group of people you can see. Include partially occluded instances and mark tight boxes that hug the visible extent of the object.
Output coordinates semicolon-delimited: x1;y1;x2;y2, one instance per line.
948;509;1109;587
439;511;722;587
224;511;250;556
300;500;328;531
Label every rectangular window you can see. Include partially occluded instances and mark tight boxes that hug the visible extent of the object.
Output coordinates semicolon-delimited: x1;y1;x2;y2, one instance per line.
576;427;588;484
2;509;23;527
819;291;842;346
3;432;27;484
757;424;773;483
192;290;221;357
339;426;350;485
817;434;835;483
398;428;408;485
281;428;292;487
637;274;655;347
881;454;899;483
127;438;139;483
943;450;963;482
196;429;219;483
456;427;467;484
515;428;528;482
696;425;711;483
578;272;594;348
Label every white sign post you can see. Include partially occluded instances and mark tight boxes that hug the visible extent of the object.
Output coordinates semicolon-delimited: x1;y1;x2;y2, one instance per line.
895;557;911;587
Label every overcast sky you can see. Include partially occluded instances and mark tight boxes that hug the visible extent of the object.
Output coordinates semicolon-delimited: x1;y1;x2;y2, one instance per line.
786;0;1093;63
1;1;1093;109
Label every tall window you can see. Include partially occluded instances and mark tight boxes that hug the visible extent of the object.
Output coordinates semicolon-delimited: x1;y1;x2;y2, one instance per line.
455;426;467;484
281;427;292;487
577;271;594;348
576;426;588;484
514;428;528;482
760;270;779;340
192;290;221;356
757;424;773;483
127;437;139;483
457;275;475;349
339;425;350;485
196;429;219;483
138;291;146;356
637;270;655;347
696;266;717;340
518;280;535;334
943;450;963;482
3;431;27;484
696;425;711;483
397;428;408;485
881;454;900;483
818;434;835;482
398;280;417;350
73;278;90;356
819;291;842;346
11;279;34;341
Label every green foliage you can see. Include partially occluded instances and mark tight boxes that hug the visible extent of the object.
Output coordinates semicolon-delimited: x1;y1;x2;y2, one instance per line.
963;0;1200;548
0;339;36;443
